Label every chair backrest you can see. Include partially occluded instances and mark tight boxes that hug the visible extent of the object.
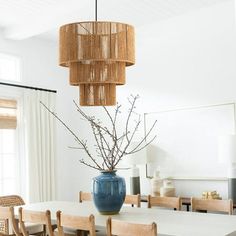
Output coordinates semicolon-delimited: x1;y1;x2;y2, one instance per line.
147;195;181;210
78;191;92;203
106;217;157;236
191;198;233;215
0;195;25;235
124;194;141;207
56;211;96;236
0;206;21;236
18;207;54;236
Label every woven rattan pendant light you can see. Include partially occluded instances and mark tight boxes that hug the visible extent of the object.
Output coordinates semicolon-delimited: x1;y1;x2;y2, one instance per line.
59;0;135;106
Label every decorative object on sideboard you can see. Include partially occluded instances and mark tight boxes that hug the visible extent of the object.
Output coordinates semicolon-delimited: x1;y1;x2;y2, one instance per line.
160;179;175;197
59;0;135;106
41;95;156;215
150;168;163;196
218;134;236;203
125;143;147;195
145;144;168;178
202;191;222;200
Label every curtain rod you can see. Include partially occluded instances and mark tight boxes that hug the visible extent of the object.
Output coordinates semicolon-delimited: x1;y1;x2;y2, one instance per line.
0;81;57;93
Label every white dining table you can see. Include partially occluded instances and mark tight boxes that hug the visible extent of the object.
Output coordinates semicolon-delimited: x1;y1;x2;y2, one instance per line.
17;201;236;236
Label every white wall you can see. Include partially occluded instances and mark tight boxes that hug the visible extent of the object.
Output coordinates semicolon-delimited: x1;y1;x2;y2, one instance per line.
1;0;236;201
128;0;236;111
74;0;236;199
121;0;236;198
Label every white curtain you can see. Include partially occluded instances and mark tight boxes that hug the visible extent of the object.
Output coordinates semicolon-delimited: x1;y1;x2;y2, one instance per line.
24;90;56;203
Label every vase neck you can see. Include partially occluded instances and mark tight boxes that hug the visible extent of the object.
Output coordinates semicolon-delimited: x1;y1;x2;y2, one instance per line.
101;170;117;175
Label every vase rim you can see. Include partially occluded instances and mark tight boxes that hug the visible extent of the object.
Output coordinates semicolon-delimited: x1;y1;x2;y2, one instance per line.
100;170;117;173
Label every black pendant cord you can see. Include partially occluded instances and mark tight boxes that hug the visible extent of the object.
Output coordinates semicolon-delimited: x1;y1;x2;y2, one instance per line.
0;81;57;93
95;0;97;21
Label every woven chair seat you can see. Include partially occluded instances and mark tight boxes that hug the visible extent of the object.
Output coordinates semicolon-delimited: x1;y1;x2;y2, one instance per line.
0;195;25;207
54;227;76;236
54;226;106;236
25;223;44;235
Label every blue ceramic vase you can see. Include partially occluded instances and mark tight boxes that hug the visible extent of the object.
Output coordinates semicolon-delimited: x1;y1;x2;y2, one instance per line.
92;170;126;215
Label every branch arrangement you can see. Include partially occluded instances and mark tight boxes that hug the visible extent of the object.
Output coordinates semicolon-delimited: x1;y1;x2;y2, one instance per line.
40;95;157;171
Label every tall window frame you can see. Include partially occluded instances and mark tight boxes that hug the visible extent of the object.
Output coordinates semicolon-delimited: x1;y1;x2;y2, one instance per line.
0;53;21;82
0;52;23;197
0;121;19;195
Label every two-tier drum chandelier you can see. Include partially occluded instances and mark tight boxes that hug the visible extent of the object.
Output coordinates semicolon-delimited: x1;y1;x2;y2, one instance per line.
59;0;135;106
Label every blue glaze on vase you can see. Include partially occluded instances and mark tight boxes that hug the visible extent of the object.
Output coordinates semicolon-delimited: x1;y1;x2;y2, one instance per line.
92;170;126;215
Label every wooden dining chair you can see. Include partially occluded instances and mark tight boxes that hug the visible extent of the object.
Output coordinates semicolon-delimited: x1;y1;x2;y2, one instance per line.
78;191;92;203
0;206;21;236
106;217;157;236
79;192;140;207
124;194;141;207
18;207;54;236
147;195;181;210
0;195;24;235
191;197;233;215
0;195;45;236
78;192;107;235
56;211;96;236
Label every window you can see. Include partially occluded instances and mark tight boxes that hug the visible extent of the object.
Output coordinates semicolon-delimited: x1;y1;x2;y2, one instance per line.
0;99;18;195
0;99;17;129
0;52;21;195
0;53;20;82
0;129;18;194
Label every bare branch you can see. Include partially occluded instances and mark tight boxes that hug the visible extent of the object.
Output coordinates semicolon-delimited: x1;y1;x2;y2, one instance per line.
103;105;120;164
125;95;139;143
68;146;85;149
79;160;101;171
129;120;157;153
91;123;110;169
41;95;156;171
40;101;102;170
73;101;115;138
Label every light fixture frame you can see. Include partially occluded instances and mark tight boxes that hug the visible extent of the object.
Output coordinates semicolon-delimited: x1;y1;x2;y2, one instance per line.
59;21;135;106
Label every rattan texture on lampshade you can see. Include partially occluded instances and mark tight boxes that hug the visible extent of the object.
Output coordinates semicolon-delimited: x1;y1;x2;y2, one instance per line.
80;83;116;106
69;62;126;86
59;21;135;106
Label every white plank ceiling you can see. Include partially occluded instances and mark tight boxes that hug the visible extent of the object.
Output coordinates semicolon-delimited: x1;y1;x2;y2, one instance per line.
0;0;228;40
